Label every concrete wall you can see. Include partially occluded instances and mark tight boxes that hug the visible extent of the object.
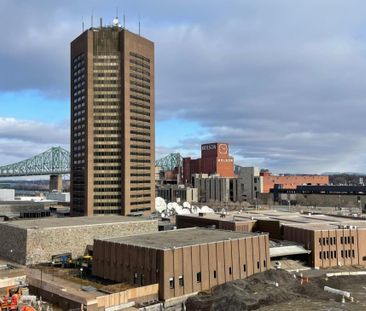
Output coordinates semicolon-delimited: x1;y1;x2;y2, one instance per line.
0;219;158;265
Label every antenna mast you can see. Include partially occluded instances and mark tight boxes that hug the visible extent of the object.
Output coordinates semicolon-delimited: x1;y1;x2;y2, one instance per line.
138;15;141;35
82;16;84;32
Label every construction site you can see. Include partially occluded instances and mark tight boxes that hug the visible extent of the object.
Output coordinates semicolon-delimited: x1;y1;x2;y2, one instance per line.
0;207;366;310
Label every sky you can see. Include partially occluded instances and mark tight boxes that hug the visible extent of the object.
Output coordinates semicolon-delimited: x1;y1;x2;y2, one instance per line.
1;0;366;173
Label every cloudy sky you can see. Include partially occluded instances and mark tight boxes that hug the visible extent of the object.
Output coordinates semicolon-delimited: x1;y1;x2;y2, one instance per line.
1;0;366;173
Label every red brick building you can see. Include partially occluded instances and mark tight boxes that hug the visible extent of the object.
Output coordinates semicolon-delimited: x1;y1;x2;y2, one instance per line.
183;143;235;184
261;171;329;193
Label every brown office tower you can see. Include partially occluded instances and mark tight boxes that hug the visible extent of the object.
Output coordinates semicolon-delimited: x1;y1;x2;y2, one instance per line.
70;21;155;216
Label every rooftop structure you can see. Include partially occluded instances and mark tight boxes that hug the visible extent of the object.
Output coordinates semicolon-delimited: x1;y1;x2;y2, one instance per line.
103;227;260;250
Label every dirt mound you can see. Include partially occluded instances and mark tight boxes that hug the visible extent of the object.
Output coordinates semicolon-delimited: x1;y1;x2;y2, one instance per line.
186;269;338;311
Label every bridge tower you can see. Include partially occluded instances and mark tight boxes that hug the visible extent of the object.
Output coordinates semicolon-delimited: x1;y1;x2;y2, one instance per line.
50;175;63;192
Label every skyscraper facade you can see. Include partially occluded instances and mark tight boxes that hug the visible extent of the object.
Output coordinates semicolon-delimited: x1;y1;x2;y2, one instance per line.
70;22;155;216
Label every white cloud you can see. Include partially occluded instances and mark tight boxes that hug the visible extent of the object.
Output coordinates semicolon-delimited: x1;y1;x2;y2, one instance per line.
1;1;366;172
0;117;69;165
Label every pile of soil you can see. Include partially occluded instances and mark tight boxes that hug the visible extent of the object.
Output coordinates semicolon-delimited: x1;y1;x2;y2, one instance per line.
186;269;338;311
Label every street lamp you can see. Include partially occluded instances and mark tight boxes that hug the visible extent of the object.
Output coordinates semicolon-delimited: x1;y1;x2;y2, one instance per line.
52;260;55;281
80;268;83;288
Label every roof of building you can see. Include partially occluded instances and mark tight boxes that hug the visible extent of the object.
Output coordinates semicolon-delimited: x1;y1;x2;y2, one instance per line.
178;212;256;223
178;210;366;231
102;227;264;250
270;245;311;257
0;215;155;230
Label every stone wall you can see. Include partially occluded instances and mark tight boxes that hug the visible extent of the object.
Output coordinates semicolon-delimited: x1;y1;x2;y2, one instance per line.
0;219;158;265
0;224;27;264
25;219;158;265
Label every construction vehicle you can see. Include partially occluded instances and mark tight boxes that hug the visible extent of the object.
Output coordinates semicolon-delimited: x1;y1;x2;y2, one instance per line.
51;252;72;267
0;286;22;310
74;255;93;274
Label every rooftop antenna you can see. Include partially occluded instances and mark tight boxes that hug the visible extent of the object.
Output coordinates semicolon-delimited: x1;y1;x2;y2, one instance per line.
138;15;141;35
82;16;84;32
100;17;102;28
91;9;94;28
123;10;126;28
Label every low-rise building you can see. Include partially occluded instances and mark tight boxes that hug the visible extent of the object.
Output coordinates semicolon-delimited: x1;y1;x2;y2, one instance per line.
273;185;366;210
0;216;158;265
176;213;256;232
176;210;366;269
156;185;198;203
46;191;70;202
261;171;329;193
0;189;15;201
0;200;59;219
93;228;270;300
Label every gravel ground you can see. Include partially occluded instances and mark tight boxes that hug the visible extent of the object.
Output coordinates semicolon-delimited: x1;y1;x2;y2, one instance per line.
185;269;359;311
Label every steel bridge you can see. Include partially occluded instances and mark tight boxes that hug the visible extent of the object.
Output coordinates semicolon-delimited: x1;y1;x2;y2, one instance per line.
0;147;70;177
0;147;183;191
155;153;183;171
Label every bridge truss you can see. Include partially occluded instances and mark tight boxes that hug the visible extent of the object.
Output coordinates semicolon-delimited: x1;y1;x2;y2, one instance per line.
0;147;70;177
155;153;183;171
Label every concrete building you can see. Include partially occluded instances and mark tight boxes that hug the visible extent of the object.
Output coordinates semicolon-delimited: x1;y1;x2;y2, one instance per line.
192;174;253;204
71;21;155;216
234;166;262;202
183;143;235;184
156;185;198;203
178;210;366;269
46;191;70;202
0;200;61;219
260;171;329;193
93;228;270;300
176;213;256;232
0;216;157;265
0;189;15;201
193;174;232;203
269;185;366;210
